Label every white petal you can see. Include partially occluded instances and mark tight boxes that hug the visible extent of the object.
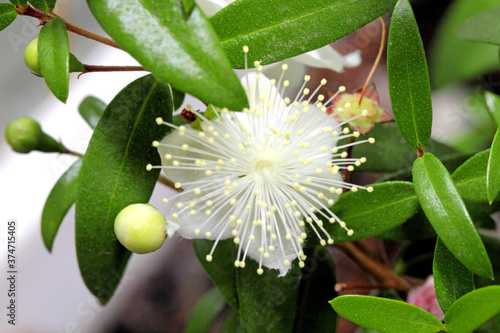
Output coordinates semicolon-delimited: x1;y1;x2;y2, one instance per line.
240;72;286;112
164;190;234;240
196;0;233;17
244;218;303;276
158;128;218;185
293;46;361;72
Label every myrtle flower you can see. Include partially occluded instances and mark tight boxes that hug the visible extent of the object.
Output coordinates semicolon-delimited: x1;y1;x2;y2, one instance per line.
197;0;362;74
327;84;393;134
147;47;374;276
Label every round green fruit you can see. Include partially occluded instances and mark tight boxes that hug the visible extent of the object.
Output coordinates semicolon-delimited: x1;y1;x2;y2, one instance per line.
5;117;43;153
24;38;43;77
114;204;166;254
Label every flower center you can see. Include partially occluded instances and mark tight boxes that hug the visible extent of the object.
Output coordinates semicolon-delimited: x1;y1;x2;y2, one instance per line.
254;159;275;178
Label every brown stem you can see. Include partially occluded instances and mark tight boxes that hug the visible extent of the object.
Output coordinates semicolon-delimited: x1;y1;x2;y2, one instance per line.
16;5;122;50
358;17;386;105
338;242;411;292
335;283;394;292
158;175;183;192
78;65;146;78
63;148;83;157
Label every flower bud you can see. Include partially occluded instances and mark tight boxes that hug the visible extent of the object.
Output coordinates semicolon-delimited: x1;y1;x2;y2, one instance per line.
114;204;166;254
24;38;43;77
5;117;66;154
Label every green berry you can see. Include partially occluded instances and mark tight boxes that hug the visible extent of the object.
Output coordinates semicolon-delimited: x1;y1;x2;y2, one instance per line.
24;38;43;77
114;204;166;254
5;117;43;153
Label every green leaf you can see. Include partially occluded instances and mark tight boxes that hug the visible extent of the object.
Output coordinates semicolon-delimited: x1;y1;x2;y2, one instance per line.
487;128;500;203
325;182;420;243
182;0;195;13
184;288;226;333
38;17;69;103
353;123;459;173
75;75;173;304
445;286;500;333
431;0;500;88
78;96;106;129
29;0;56;12
193;239;301;332
433;238;474;314
87;0;248;111
412;153;493;278
455;7;500;45
0;4;17;32
485;92;500;127
172;87;185;111
69;53;86;73
42;158;82;252
211;0;398;68
293;246;337;333
220;310;241;333
387;0;432;150
380;210;436;242
9;1;28;6
193;239;239;310
331;295;446;333
452;149;490;202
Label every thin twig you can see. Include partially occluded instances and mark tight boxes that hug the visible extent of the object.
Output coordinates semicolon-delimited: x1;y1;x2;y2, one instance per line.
358;17;386;104
16;5;122;50
337;242;411;292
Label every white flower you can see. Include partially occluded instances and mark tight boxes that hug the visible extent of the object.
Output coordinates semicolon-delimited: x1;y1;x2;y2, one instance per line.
197;0;361;74
148;49;374;276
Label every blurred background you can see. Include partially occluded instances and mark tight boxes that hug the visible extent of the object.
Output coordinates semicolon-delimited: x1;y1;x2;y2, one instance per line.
1;0;498;332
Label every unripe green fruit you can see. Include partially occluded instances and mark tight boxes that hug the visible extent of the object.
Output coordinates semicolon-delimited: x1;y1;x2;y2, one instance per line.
5;117;43;153
24;38;43;77
114;204;166;254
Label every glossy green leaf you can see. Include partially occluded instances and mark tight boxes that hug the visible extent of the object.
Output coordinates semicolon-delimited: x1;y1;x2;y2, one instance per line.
9;1;28;6
0;4;17;32
193;239;301;332
193;239;238;310
433;238;474;314
445;286;500;333
69;53;85;73
353;123;459;173
220;310;241;333
380;210;436;242
412;153;493;278
387;0;432;150
184;288;226;333
485;92;500;127
325;182;420;243
171;87;185;111
29;0;56;12
182;0;195;13
293;246;337;333
431;0;500;88
78;96;106;129
87;0;248;110
331;295;446;333
452;149;490;202
38;17;69;103
42;158;82;252
487;128;500;203
76;75;173;304
211;0;398;68
455;7;500;45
